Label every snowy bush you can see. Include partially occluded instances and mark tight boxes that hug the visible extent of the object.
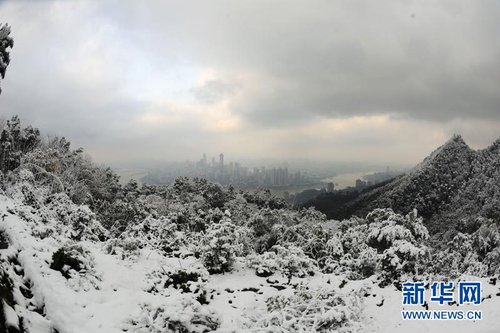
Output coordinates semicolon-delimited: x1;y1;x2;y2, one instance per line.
340;224;369;257
41;192;108;242
4;169;47;208
247;244;317;281
246;251;279;277
44;192;75;218
350;247;378;279
432;223;500;278
279;222;340;269
317;209;432;281
366;208;428;252
104;237;141;260
483;248;500;276
472;223;500;259
378;240;428;286
243;188;287;209
272;244;316;283
367;223;412;252
65;205;108;241
129;294;221;333
50;243;101;291
100;198;149;235
463;253;489;277
245;286;364;332
123;215;190;256
247;209;291;253
145;265;210;304
197;219;249;274
325;234;344;259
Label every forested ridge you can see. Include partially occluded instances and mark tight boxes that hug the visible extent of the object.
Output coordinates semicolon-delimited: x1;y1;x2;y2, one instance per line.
306;134;500;239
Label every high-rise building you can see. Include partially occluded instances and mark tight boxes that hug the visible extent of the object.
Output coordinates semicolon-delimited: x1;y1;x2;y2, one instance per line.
219;153;224;167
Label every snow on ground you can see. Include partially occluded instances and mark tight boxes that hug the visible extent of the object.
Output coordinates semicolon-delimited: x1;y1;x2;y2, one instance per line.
2;193;500;332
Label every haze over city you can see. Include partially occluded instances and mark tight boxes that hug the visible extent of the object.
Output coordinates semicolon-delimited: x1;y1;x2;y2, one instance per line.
1;0;500;167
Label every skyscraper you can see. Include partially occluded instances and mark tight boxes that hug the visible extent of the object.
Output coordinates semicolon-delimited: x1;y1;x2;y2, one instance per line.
219;153;224;167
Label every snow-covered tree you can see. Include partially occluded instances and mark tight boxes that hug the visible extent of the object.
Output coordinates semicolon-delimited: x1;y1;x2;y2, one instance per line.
0;23;13;94
197;218;248;274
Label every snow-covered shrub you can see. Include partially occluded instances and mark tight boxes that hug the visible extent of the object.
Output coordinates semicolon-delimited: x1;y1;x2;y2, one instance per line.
433;223;500;278
432;232;473;278
483;248;500;276
366;208;428;252
278;221;341;270
65;205;107;241
243;188;287;209
124;215;189;256
378;240;428;286
318;234;346;273
104;237;141;260
31;223;56;239
472;223;500;259
246;251;279;277
326;234;344;259
340;224;369;257
247;209;288;253
367;223;412;252
4;169;48;208
6;178;107;242
201;182;227;209
321;209;432;281
129;294;221;333
50;243;100;291
463;252;489;277
272;244;316;283
245;286;364;332
41;192;108;241
202;207;226;225
99;198;149;235
145;265;210;304
44;192;75;218
21;134;121;209
350;247;378;279
247;244;317;281
0;116;40;172
197;219;249;274
404;209;430;241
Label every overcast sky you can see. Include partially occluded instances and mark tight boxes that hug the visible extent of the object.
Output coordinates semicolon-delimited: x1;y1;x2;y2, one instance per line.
0;0;499;167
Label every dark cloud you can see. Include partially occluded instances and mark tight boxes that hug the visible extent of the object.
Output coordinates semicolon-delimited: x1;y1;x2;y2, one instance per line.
0;0;499;165
98;0;500;125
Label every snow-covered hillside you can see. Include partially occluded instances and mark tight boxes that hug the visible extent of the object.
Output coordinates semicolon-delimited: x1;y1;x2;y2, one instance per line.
308;135;500;236
2;194;500;332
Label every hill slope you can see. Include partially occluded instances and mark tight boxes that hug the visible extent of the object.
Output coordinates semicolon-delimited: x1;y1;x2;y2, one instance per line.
306;135;500;236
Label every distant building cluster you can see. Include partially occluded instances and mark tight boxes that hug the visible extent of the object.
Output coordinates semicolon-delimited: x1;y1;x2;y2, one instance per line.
193;153;307;188
349;168;403;192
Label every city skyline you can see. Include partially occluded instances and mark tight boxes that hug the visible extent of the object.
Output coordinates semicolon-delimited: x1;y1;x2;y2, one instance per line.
143;151;309;189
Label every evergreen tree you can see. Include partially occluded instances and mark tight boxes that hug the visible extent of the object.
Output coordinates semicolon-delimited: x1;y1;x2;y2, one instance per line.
0;23;13;94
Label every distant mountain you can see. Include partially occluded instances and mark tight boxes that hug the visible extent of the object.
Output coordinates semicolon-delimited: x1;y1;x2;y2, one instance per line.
305;135;500;237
